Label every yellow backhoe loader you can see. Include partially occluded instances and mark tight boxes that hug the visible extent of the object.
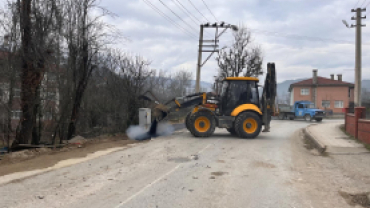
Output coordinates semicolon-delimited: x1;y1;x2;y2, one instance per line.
137;63;277;140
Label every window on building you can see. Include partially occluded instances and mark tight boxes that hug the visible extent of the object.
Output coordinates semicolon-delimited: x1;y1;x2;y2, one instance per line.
11;110;22;119
335;101;344;108
348;88;351;98
13;89;20;97
301;88;309;95
322;100;330;108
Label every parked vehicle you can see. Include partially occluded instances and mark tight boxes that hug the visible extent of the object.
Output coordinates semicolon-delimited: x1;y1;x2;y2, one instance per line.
277;101;325;122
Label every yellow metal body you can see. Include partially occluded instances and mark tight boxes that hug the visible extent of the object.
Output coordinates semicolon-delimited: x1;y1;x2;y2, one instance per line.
175;100;181;107
231;104;262;116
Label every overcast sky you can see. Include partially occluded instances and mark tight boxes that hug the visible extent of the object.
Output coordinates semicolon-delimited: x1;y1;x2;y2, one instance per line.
96;0;370;84
2;0;369;84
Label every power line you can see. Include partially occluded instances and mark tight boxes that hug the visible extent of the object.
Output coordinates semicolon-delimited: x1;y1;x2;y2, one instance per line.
172;0;213;38
188;0;210;23
224;28;361;45
365;1;370;8
158;0;199;35
360;0;368;7
142;0;197;40
249;28;357;45
354;0;361;8
173;0;201;25
201;0;218;22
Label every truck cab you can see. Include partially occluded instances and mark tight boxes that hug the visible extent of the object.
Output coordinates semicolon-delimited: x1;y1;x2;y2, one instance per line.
293;101;325;122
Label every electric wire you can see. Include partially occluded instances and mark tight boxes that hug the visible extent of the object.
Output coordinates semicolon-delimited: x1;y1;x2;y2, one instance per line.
172;0;213;37
201;0;218;22
354;0;361;8
188;0;210;22
158;0;199;35
142;0;197;40
225;28;360;45
360;0;368;7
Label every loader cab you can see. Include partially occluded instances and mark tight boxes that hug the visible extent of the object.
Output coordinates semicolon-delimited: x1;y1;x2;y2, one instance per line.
220;77;260;116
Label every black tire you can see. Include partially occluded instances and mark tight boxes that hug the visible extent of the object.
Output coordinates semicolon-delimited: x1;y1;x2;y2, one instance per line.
315;118;323;122
234;112;262;139
189;111;216;137
227;127;236;135
304;114;312;121
289;116;295;120
185;112;191;130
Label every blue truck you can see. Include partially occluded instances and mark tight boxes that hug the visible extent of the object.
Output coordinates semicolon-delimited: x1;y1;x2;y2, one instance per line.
277;101;325;122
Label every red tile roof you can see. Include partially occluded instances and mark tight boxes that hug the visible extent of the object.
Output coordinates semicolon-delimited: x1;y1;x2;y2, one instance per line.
292;76;354;86
289;76;354;91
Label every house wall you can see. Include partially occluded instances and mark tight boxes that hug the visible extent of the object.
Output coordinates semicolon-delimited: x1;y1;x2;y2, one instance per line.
293;87;312;103
292;86;353;113
316;86;351;113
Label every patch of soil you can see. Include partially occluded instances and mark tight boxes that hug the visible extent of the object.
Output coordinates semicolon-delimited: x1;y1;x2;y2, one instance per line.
0;134;138;177
339;191;370;207
251;161;276;169
211;171;228;176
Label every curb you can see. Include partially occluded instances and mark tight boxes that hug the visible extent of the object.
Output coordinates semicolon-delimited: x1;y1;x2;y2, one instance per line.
303;124;327;154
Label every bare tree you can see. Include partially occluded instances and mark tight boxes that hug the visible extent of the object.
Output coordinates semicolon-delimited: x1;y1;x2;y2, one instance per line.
3;0;63;145
62;0;118;140
216;26;263;79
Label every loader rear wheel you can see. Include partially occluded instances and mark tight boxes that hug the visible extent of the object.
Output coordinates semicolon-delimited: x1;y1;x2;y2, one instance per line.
235;112;262;139
189;111;216;137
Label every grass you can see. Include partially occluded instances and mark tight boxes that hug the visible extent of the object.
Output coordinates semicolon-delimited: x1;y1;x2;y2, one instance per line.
339;124;370;151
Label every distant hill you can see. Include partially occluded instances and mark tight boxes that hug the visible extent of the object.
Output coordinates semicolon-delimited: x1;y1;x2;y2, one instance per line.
189;80;213;92
277;78;306;97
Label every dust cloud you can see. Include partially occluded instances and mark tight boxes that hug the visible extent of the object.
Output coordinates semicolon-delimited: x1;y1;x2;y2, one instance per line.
126;122;175;141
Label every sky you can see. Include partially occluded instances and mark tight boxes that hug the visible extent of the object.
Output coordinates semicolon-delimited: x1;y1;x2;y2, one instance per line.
2;0;370;84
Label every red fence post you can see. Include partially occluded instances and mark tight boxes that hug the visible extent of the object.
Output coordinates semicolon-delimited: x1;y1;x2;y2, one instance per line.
344;108;350;131
354;107;366;138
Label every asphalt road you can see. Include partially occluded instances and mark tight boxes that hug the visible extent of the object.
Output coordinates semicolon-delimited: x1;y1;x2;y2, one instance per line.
0;120;355;208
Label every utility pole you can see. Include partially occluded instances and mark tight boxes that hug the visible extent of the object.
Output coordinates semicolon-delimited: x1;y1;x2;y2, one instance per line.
195;25;204;93
195;22;238;93
351;8;366;107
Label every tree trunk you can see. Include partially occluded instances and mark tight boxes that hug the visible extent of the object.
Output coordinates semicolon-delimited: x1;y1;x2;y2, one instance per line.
15;0;37;145
67;85;84;140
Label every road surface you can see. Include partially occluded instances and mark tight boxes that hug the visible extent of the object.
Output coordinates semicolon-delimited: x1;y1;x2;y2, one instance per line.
0;120;366;208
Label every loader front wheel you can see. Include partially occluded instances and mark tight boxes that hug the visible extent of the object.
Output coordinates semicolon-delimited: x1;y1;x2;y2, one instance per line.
235;112;262;139
185;112;191;131
189;111;216;137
